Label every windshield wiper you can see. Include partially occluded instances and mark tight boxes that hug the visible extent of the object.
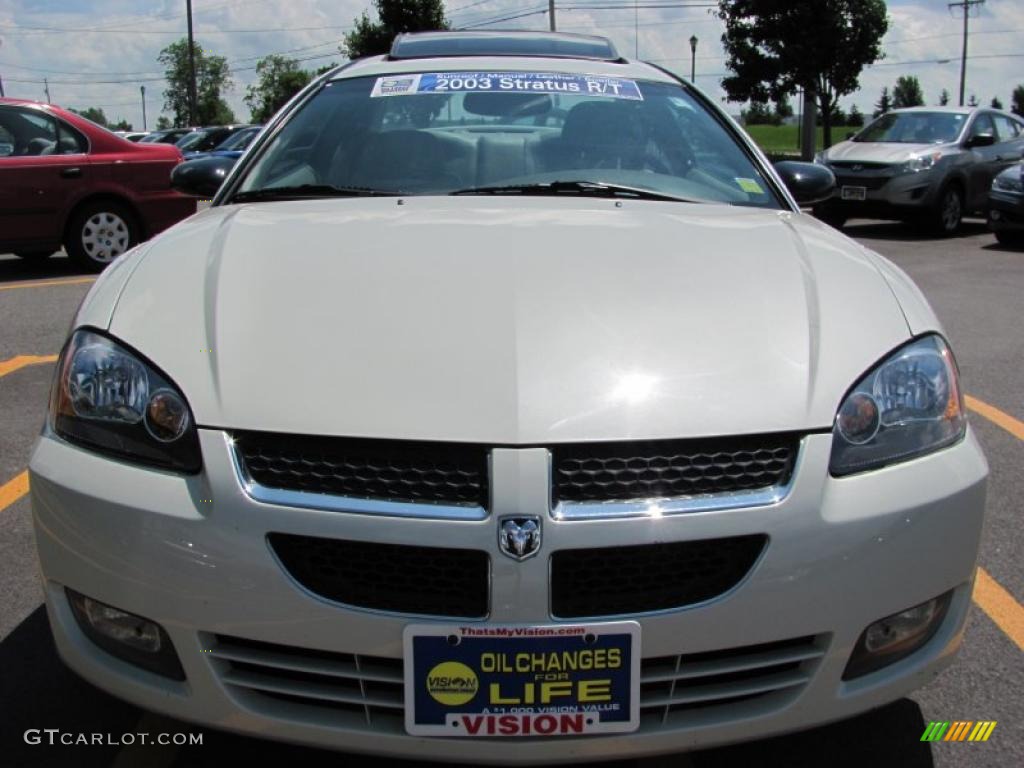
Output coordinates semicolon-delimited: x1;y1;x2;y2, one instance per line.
450;180;705;204
230;184;401;203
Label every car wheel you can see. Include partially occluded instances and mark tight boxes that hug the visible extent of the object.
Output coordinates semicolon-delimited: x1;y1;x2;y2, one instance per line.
994;230;1024;248
929;185;963;236
65;201;138;272
14;251;54;261
812;206;847;230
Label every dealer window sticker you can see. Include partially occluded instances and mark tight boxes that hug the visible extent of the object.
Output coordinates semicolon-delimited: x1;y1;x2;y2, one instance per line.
371;72;643;101
735;177;765;194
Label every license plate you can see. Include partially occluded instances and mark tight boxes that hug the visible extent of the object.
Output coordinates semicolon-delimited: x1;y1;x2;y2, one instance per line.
841;185;867;201
403;622;640;737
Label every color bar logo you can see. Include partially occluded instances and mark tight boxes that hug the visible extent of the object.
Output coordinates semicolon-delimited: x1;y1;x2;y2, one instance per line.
921;721;997;742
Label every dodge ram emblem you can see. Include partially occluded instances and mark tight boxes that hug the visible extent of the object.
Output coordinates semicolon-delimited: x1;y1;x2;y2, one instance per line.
499;516;541;561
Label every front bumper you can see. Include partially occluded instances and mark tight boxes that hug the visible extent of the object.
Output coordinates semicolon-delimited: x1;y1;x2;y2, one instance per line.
820;166;941;218
29;428;987;763
988;191;1024;232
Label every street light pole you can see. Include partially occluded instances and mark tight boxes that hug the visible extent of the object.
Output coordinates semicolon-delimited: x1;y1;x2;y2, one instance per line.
549;0;556;32
140;85;147;131
689;35;698;83
186;0;198;126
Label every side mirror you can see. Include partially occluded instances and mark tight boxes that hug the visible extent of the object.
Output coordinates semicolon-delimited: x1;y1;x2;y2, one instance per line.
170;155;236;198
965;132;996;149
774;161;836;206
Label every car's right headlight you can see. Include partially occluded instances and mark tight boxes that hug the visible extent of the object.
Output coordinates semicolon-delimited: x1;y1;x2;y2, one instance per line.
48;329;201;473
830;335;966;476
992;172;1024;193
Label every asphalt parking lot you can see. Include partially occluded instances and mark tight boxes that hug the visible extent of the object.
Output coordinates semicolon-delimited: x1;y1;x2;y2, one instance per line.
1;218;1021;768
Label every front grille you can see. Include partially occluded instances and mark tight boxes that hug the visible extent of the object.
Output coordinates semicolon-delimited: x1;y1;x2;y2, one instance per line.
830;160;892;171
268;533;489;618
639;635;826;723
210;634;404;729
209;633;825;734
834;174;890;191
234;431;488;507
551;535;767;618
552;434;798;504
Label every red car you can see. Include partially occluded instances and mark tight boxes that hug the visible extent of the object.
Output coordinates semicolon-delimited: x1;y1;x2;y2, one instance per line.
0;98;197;271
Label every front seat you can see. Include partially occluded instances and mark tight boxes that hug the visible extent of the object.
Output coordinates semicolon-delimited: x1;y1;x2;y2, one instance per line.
545;101;646;171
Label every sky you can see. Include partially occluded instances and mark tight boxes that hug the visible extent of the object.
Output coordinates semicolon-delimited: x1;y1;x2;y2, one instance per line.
0;0;1021;129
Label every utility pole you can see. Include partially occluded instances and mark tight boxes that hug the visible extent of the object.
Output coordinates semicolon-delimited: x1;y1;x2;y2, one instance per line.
186;0;198;126
549;0;556;32
800;88;816;161
949;0;984;107
43;77;51;103
141;85;147;131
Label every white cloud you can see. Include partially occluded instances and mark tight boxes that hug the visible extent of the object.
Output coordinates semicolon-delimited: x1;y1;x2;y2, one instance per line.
1;0;1021;128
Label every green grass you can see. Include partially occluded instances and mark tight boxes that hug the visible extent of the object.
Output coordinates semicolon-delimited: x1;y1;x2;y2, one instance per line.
742;124;828;156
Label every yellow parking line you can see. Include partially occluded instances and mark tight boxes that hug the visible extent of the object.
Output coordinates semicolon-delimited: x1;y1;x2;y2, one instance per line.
0;276;95;292
0;354;59;378
966;395;1024;441
973;567;1024;651
0;471;29;512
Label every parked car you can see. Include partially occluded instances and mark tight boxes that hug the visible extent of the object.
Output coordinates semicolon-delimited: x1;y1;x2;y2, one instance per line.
188;125;261;160
140;127;197;145
31;31;987;762
0;97;197;270
177;124;258;157
113;131;149;142
813;106;1024;234
988;161;1024;246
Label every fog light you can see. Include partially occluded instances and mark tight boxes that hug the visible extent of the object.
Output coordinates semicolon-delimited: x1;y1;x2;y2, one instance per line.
843;591;952;680
67;589;185;680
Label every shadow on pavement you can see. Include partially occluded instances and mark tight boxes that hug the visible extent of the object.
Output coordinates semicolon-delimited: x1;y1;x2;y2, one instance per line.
0;253;91;284
1;606;935;768
841;218;989;243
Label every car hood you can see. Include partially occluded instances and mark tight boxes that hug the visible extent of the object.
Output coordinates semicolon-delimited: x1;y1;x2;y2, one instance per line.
106;197;912;444
825;140;949;164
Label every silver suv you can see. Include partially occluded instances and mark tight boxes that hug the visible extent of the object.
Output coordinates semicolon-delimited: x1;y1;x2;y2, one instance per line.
813;106;1024;234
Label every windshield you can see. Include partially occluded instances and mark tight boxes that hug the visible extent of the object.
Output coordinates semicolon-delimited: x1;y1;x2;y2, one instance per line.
232;72;781;208
855;112;967;144
176;131;209;151
217;127;258;151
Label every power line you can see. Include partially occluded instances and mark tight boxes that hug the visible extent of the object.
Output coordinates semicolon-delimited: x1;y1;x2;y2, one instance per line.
0;23;352;36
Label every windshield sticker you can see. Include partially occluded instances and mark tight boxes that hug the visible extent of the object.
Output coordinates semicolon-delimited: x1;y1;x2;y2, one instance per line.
371;72;643;101
735;177;764;194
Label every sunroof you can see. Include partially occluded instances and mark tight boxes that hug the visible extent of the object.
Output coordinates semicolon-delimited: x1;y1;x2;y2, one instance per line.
389;31;622;62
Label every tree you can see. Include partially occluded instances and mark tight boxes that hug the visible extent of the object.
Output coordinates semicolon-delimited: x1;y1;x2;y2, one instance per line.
158;38;235;126
110;118;133;131
71;107;108;127
990;96;1003;110
717;0;888;149
155;115;172;130
892;75;924;109
847;104;864;127
817;103;845;126
939;88;950;106
741;100;773;125
967;93;979;107
344;0;449;60
1013;85;1024;117
245;55;312;123
873;86;892;118
773;92;793;123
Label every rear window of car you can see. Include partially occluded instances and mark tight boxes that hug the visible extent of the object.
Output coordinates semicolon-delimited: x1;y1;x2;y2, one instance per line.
233;71;783;209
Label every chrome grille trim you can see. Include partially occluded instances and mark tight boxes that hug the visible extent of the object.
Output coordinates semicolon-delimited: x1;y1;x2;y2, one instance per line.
227;435;487;521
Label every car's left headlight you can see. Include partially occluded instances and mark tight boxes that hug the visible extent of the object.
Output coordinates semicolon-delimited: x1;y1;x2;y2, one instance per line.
896;152;942;174
830;335;965;476
48;329;201;473
814;151;829;165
